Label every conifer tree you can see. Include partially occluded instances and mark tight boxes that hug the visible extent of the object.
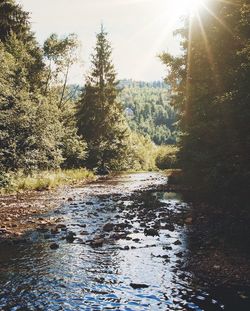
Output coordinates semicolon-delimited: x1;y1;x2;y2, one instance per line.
77;26;129;169
0;0;29;42
160;0;250;195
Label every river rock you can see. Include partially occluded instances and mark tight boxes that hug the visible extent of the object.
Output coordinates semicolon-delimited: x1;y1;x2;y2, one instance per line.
66;231;76;243
175;251;183;258
86;201;94;205
144;228;159;237
51;227;59;234
132;238;140;243
130;283;149;289
164;224;175;231
173;239;182;245
90;238;104;248
103;223;115;232
50;243;59;250
110;232;126;240
36;226;49;233
79;230;89;235
56;224;67;229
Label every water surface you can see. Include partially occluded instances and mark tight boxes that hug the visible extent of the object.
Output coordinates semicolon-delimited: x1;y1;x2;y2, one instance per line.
0;173;249;310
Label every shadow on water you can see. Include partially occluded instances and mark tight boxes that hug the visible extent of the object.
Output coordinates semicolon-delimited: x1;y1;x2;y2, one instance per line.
0;173;249;310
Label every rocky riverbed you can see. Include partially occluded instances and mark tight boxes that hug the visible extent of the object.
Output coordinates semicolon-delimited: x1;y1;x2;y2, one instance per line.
0;172;249;310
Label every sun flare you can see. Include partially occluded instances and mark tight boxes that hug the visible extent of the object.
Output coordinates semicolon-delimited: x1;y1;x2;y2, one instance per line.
169;0;206;17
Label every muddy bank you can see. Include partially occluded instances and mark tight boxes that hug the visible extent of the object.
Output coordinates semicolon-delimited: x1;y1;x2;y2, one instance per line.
0;177;100;242
164;174;250;290
0;189;63;242
184;200;250;288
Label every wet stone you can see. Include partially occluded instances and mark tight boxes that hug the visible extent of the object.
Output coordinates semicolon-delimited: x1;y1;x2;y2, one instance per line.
173;239;182;245
103;223;115;232
66;231;76;243
144;228;159;237
86;201;94;205
90;238;104;248
130;283;149;289
50;243;59;250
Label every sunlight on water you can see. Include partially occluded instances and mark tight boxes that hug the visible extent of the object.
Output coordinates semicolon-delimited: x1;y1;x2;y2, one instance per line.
0;173;243;310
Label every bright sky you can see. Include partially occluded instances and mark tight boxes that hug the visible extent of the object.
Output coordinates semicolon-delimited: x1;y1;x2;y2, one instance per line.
17;0;185;84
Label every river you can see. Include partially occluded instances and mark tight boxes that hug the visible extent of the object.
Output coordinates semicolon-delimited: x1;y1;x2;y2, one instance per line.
0;173;249;310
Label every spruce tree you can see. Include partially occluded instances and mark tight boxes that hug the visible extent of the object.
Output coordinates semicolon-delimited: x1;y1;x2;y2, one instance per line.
160;0;250;195
77;26;129;169
0;0;29;42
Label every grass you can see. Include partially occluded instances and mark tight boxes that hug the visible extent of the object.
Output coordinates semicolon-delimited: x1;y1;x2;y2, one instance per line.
1;168;96;193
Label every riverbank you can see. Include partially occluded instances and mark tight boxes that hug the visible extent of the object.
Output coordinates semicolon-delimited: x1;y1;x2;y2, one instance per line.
165;170;250;290
185;200;250;289
0;169;97;241
0;168;96;194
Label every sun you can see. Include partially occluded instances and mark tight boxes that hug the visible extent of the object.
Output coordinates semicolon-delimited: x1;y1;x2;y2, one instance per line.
169;0;206;17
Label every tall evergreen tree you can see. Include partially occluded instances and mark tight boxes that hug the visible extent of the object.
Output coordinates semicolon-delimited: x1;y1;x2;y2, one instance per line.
160;0;250;195
0;0;29;42
77;26;129;168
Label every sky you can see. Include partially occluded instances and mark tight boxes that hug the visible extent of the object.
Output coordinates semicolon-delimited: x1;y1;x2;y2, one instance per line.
17;0;185;85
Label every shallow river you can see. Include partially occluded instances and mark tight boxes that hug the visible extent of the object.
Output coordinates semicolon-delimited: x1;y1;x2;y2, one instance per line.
0;173;249;310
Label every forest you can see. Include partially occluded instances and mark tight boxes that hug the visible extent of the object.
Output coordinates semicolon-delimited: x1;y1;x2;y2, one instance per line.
0;0;249;196
0;0;171;191
119;79;178;145
160;0;250;197
0;0;250;310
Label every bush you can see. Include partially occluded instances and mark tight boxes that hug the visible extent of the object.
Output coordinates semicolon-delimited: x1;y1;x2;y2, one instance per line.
155;145;178;170
0;172;10;188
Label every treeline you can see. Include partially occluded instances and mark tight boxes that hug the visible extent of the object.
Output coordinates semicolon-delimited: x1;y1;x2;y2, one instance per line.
118;80;177;145
160;0;250;195
119;79;169;89
0;0;163;187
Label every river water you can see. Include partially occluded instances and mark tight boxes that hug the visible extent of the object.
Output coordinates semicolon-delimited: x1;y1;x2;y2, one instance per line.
0;173;249;310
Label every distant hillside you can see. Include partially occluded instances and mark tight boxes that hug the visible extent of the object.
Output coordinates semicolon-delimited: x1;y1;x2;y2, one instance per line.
118;79;170;89
118;80;177;145
70;80;178;145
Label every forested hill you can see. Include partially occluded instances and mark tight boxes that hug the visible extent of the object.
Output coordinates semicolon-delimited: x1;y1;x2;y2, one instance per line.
118;79;177;145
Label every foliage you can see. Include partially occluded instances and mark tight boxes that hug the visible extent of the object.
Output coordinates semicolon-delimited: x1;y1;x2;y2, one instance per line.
155;145;178;170
43;33;80;106
118;79;178;145
0;0;87;176
77;26;130;169
109;132;157;171
160;0;250;194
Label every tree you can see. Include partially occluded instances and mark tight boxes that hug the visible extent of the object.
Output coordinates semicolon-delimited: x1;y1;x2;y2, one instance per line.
43;33;87;168
0;0;29;42
118;80;177;145
160;0;250;195
77;26;129;168
43;33;80;107
0;0;45;91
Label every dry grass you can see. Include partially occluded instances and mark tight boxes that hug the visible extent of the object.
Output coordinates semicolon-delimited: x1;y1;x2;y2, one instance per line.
1;168;95;193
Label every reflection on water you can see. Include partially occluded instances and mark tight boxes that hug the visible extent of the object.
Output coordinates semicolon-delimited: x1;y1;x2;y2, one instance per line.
0;173;248;310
